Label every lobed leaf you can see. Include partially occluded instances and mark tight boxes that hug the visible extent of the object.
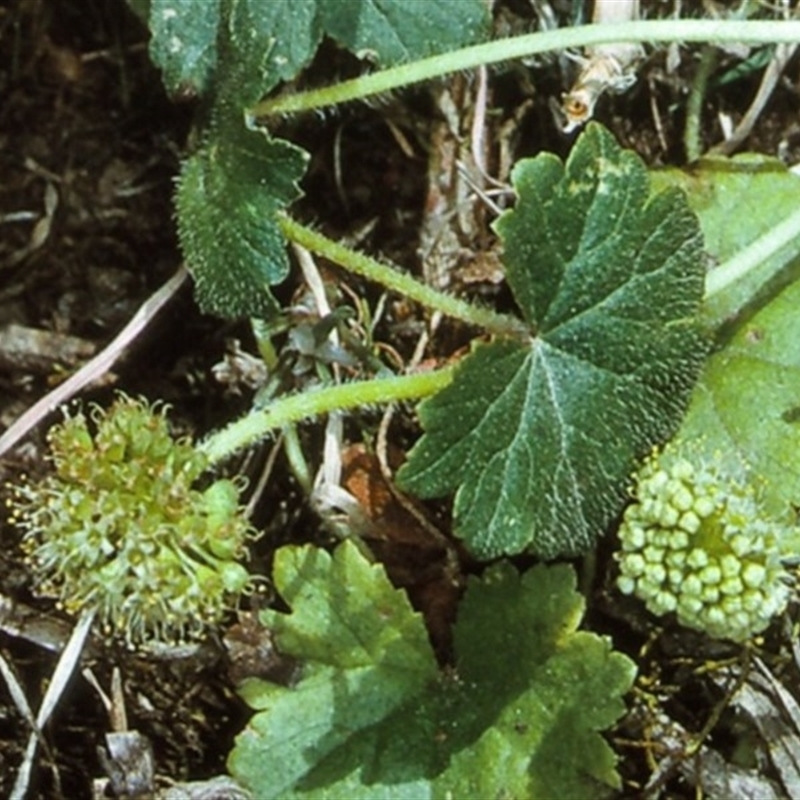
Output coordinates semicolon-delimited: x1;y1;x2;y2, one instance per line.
228;540;636;799
398;123;708;559
229;540;439;798
176;123;308;318
164;0;489;317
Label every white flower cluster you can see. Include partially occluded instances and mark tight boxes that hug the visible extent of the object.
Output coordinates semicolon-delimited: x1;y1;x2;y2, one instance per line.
616;448;792;642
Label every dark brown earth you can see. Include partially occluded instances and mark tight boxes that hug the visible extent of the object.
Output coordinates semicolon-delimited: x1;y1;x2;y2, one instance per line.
2;1;800;797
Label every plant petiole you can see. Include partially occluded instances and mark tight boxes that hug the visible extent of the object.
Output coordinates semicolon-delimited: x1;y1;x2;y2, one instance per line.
199;365;455;464
251;20;800;118
278;214;529;338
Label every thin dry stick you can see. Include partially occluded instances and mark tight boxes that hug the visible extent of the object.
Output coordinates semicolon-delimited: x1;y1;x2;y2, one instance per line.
11;608;96;800
292;242;346;510
469;65;490;181
0;266;188;459
375;310;454;558
648;75;669;153
244;435;284;520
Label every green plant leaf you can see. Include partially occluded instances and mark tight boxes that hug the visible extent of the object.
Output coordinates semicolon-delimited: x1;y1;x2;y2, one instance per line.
677;275;800;514
176;122;309;318
651;155;800;514
398;123;708;559
228;540;636;799
227;0;491;106
320;0;490;64
223;0;319;106
228;540;438;798
651;154;800;325
435;561;635;800
166;0;488;317
651;155;800;264
144;0;490;107
145;0;221;96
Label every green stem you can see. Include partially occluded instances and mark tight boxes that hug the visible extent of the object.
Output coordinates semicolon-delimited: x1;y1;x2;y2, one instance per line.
250;20;800;118
703;203;800;328
281;425;313;494
683;46;717;163
199;366;455;465
279;215;528;337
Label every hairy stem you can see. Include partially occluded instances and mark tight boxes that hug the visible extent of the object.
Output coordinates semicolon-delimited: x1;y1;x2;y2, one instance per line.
279;215;528;337
250;20;800;118
199;366;455;465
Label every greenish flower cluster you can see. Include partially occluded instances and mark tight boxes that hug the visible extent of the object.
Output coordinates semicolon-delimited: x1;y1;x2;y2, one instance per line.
616;446;792;643
10;397;255;646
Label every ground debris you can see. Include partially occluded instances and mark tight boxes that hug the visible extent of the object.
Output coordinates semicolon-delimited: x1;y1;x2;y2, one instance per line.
642;706;783;799
0;323;96;374
156;775;250;800
714;656;800;799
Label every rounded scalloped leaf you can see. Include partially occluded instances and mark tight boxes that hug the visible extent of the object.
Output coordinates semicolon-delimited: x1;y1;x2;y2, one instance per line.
399;123;708;559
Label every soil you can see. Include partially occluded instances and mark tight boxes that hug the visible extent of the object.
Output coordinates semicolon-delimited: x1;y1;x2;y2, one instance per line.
1;1;800;798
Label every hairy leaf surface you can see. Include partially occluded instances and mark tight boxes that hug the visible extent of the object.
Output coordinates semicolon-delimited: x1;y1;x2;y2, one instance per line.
176;123;308;317
398;124;707;558
228;540;635;799
146;0;220;96
159;0;488;317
